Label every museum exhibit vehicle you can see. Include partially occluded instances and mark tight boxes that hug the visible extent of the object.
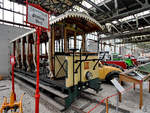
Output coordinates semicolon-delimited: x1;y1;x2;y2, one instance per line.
9;12;104;109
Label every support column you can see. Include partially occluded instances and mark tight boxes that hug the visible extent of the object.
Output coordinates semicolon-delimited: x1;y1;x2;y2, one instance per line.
35;27;41;113
16;39;20;68
13;42;16;57
101;38;103;51
119;78;122;102
149;80;150;93
21;38;24;69
45;42;47;56
133;83;136;90
47;30;54;78
139;81;143;109
106;98;109;113
51;26;55;76
33;32;37;72
26;36;30;72
13;42;16;68
114;39;116;53
81;33;86;52
64;28;68;52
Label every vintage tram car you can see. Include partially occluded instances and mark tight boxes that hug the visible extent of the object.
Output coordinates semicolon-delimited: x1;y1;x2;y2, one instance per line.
10;12;103;109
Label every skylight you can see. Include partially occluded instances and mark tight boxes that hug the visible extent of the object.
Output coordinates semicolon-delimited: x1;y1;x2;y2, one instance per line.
91;0;105;4
119;10;150;22
82;1;92;8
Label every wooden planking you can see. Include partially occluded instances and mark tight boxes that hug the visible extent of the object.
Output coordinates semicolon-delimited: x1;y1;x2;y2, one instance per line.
14;72;68;98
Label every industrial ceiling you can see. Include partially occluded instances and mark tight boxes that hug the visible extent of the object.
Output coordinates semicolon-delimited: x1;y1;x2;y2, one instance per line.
9;0;150;44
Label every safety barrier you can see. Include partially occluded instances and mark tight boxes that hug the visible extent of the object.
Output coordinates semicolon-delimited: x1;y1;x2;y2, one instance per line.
87;85;134;113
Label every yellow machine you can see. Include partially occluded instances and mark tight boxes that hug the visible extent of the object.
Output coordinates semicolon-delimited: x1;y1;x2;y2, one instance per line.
0;93;24;113
99;62;122;81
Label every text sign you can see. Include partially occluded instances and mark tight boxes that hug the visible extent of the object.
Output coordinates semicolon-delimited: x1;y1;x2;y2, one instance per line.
28;5;49;29
111;78;125;93
10;56;15;65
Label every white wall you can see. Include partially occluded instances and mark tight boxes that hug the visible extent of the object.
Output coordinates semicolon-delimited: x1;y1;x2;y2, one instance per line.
0;24;30;76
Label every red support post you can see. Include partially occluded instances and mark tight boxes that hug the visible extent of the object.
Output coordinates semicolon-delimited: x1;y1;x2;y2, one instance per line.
12;63;16;101
35;27;41;113
24;2;49;112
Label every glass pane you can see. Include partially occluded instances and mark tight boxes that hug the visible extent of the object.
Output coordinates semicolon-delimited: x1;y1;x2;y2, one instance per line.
23;6;26;15
14;13;22;24
0;9;2;19
0;0;2;5
10;1;13;10
19;4;22;13
14;3;19;12
4;0;11;9
4;10;13;22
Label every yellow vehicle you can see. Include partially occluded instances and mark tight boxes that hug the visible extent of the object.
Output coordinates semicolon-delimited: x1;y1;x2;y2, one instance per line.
99;63;122;82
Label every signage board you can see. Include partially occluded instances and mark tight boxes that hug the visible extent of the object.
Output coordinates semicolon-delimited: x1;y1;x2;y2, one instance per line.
111;78;125;93
87;40;98;52
28;4;49;29
10;56;15;65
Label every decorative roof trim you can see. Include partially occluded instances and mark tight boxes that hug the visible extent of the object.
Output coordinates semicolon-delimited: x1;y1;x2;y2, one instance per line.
10;12;103;43
50;11;103;29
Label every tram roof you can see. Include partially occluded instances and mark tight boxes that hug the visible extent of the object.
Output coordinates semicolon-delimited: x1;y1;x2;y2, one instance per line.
50;11;103;30
10;12;102;43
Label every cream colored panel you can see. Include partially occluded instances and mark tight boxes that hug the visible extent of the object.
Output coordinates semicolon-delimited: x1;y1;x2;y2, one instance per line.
66;55;99;88
54;55;67;78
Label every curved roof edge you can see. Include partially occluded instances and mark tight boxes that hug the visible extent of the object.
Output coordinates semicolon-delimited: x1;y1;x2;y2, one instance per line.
10;12;103;43
50;11;103;30
9;29;36;43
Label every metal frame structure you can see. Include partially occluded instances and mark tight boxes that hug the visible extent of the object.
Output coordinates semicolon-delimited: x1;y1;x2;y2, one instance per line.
3;0;150;46
0;0;148;61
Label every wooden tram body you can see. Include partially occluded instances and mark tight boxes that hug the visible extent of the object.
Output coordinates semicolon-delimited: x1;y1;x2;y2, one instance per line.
9;12;103;108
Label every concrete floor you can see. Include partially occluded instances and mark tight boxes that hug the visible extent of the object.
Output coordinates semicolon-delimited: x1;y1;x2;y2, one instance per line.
0;80;52;113
94;82;150;113
0;79;150;113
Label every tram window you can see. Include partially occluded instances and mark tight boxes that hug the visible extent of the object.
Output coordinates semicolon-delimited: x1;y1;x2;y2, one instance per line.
55;41;60;52
69;38;74;49
42;43;45;54
76;36;82;51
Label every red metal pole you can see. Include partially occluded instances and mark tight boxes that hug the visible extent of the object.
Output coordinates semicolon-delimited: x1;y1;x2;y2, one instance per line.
35;27;40;113
12;63;16;101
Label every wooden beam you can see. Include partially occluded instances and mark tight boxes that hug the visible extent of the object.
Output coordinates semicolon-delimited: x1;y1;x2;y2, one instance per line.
26;36;30;72
82;34;86;52
21;38;24;69
51;26;55;75
64;28;68;52
139;81;143;109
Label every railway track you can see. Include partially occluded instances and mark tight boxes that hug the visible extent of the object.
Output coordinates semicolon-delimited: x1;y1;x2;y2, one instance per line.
13;72;131;113
14;72;88;113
